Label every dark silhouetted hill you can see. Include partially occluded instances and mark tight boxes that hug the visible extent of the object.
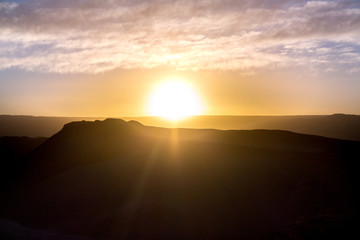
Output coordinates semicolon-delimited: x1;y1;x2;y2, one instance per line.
2;114;360;141
0;136;47;193
124;114;360;141
1;119;358;240
0;136;47;161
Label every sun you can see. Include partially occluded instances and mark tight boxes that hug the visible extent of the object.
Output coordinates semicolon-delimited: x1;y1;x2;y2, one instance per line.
147;80;204;121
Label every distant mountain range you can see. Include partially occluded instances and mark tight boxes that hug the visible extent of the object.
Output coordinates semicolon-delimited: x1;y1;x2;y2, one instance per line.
1;119;357;239
0;115;102;138
1;114;360;141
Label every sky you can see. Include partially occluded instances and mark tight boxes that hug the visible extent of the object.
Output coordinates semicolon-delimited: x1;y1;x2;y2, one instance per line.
0;0;360;117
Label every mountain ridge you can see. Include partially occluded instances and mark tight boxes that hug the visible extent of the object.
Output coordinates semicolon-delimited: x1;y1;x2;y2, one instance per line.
7;118;357;190
2;114;360;141
1;118;358;239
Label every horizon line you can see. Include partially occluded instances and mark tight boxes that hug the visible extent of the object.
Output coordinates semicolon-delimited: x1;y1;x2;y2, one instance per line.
0;113;358;119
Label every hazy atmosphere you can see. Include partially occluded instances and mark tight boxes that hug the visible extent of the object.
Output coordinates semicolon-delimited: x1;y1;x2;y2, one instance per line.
1;1;359;239
1;0;360;117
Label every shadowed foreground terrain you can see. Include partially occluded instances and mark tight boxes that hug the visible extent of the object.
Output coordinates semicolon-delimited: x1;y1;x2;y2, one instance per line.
0;119;358;239
0;136;47;192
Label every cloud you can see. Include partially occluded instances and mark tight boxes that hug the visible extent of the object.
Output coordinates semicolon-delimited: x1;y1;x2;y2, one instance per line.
348;67;360;74
0;0;359;73
0;2;17;12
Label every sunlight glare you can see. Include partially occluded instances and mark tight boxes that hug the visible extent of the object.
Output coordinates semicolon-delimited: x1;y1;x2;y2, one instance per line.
147;80;203;121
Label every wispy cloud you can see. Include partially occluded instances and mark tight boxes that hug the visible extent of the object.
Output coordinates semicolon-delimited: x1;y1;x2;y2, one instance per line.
0;0;359;73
